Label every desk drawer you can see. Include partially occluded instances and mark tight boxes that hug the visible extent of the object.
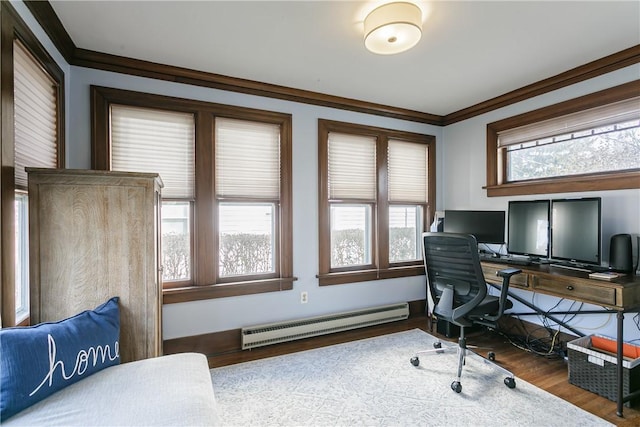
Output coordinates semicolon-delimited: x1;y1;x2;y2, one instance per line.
481;264;529;288
532;276;616;306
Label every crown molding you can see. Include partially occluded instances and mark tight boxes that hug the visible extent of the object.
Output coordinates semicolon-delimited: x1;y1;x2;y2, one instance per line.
443;45;640;126
72;47;442;125
23;1;640;127
23;0;75;61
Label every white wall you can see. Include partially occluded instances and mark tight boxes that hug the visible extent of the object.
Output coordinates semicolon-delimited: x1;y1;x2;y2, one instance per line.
442;64;640;341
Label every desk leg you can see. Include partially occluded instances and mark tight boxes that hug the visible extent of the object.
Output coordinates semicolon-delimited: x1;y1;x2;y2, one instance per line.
616;311;623;417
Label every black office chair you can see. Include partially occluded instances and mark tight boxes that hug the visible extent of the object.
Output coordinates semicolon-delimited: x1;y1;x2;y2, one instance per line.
410;232;522;393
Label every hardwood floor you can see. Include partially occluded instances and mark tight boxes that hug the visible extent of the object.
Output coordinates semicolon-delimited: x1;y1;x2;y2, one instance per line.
208;316;639;426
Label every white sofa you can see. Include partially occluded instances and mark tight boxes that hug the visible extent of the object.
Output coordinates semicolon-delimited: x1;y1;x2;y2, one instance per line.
4;352;220;426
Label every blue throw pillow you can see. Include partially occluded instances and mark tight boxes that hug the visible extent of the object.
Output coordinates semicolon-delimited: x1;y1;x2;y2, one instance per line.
0;297;120;421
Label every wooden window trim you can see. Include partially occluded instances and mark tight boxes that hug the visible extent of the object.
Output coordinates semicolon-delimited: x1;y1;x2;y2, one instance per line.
486;80;640;197
91;86;294;302
163;277;295;304
317;119;435;286
1;2;65;327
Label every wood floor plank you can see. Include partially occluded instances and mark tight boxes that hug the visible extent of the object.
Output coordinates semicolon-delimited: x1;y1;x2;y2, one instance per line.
208;316;639;426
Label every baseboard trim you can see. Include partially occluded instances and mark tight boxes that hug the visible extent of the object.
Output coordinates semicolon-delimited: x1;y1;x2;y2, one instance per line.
163;303;581;366
164;328;241;357
163;299;428;357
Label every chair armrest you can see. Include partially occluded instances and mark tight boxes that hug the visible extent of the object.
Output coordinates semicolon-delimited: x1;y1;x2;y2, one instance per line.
484;268;522;322
497;267;522;278
497;267;521;316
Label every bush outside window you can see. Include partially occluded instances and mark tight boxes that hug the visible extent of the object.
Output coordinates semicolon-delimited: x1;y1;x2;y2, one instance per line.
218;202;275;277
161;201;190;281
330;204;373;268
388;205;422;263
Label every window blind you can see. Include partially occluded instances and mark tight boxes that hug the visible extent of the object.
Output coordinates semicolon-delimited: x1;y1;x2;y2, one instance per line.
328;132;376;200
111;104;195;198
388;140;427;203
13;40;57;189
498;97;640;147
215;117;280;199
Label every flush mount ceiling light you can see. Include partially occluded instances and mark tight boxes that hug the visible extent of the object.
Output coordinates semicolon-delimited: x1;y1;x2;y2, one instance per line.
364;2;422;55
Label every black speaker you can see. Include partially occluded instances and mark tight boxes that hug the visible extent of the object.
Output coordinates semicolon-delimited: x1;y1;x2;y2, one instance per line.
609;234;632;273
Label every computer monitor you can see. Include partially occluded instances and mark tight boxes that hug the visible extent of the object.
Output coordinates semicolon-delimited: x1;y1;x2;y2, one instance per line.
550;197;601;266
507;200;550;258
443;210;505;244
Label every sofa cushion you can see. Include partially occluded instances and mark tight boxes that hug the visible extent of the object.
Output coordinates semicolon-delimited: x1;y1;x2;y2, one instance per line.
2;353;220;426
0;297;120;421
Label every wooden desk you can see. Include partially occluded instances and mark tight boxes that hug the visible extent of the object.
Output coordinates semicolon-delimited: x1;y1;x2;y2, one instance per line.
481;261;640;417
481;262;640;310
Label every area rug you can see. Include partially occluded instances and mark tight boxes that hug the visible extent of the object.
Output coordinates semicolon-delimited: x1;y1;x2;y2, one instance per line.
210;328;611;426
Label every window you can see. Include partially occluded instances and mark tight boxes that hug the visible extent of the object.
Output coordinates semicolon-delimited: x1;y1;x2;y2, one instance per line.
7;36;63;326
330;204;373;268
215;118;281;279
110;104;195;284
387;139;428;263
318;120;435;286
486;81;640;197
92;87;293;302
14;193;29;323
0;2;66;328
327;132;376;270
161;201;191;281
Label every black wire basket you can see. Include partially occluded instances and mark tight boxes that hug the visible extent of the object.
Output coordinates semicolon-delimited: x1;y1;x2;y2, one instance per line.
567;335;640;408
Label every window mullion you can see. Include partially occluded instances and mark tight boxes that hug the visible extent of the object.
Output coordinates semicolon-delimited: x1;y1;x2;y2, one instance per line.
377;136;389;271
195;112;216;286
318;121;332;275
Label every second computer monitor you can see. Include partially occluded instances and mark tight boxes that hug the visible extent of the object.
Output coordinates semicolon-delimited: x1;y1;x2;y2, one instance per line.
507;200;550;258
551;197;601;266
444;210;505;244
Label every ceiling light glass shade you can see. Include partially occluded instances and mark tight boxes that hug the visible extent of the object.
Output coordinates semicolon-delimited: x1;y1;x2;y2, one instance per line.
364;2;422;55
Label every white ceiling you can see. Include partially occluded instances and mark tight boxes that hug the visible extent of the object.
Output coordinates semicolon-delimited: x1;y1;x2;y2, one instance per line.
49;1;640;116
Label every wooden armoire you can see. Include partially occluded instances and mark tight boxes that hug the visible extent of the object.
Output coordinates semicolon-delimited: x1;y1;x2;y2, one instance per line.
27;168;163;363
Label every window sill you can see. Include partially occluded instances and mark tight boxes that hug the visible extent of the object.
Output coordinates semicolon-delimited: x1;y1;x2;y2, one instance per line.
318;265;424;286
162;277;296;304
485;170;640;197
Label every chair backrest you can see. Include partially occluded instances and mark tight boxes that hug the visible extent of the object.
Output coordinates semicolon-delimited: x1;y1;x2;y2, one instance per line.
422;232;488;326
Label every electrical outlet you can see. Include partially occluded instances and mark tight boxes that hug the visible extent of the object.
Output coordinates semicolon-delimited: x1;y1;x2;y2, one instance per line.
300;291;308;304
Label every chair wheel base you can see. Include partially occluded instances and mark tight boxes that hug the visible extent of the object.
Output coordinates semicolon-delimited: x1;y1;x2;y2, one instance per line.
410;356;420;367
488;351;496;361
451;381;462;393
504;377;516;389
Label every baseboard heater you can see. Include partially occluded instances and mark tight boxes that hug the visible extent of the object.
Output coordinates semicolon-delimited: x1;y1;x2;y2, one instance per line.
241;302;409;350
